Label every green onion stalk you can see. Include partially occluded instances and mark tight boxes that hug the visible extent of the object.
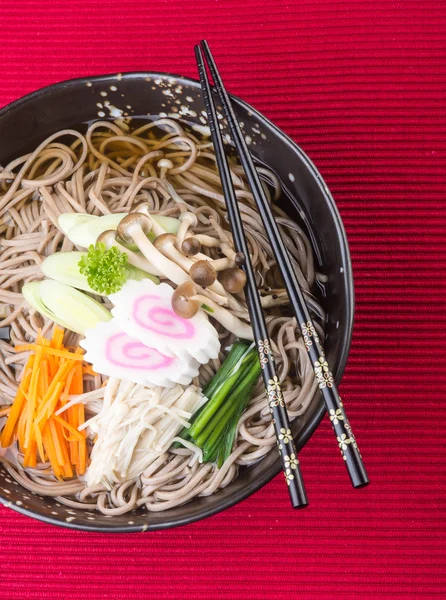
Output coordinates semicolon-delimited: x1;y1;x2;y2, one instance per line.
176;341;262;467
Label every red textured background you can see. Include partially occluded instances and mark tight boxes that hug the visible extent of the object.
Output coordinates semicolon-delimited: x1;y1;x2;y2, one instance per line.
0;0;445;598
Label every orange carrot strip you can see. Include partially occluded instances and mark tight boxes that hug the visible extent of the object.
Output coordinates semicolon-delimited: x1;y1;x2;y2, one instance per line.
0;406;11;418
69;363;84;465
0;366;31;447
23;440;37;468
36;329;44;346
53;415;84;442
77;411;87;476
60;367;76;405
35;422;45;463
35;362;74;425
24;346;42;449
35;381;65;431
15;345;85;361
51;326;65;349
82;364;97;377
41;359;49;394
42;423;62;478
54;419;73;478
48;419;66;472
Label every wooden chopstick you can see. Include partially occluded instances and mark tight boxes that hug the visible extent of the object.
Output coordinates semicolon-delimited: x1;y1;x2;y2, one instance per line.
195;44;309;508
199;40;369;490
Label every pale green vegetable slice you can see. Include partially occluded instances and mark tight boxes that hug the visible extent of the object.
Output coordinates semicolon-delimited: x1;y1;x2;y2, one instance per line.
67;214;128;248
23;280;111;335
58;213;97;236
62;212;180;248
41;252;97;294
22;282;72;329
152;215;180;234
41;251;159;296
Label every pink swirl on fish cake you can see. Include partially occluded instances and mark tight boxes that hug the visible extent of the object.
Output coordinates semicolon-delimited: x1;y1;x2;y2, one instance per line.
105;332;175;371
132;294;195;339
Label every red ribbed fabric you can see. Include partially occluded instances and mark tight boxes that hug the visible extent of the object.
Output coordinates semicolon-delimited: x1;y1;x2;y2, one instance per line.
0;1;445;598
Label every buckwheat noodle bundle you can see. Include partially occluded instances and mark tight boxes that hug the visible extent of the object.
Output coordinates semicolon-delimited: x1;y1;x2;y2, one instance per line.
0;117;326;514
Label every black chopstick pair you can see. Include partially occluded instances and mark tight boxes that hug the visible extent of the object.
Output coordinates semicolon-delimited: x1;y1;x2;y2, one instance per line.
195;41;369;508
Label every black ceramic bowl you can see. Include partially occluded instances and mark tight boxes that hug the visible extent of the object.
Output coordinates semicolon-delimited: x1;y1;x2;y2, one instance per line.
0;72;354;532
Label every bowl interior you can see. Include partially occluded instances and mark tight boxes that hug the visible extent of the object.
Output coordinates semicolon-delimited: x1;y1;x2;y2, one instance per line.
0;73;353;531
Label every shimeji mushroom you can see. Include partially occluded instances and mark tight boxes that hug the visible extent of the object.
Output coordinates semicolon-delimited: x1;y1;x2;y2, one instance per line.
189;261;217;288
260;290;290;308
219;242;246;267
188;253;245;287
157;158;174;178
219;268;247;294
97;229;162;277
153;234;228;306
117;214;191;286
172;282;253;340
176;212;198;250
181;237;202;257
131;202;166;237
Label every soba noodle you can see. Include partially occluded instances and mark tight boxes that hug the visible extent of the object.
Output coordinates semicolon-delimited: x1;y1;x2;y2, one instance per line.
0;117;325;514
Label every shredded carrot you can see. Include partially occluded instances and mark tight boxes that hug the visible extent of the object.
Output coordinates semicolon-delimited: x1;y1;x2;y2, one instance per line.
15;345;85;362
23;440;37;468
82;364;97;377
0;327;90;480
51;326;65;350
53;414;84;442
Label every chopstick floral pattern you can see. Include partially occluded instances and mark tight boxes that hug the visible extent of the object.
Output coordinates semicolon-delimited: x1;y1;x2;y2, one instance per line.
266;375;285;409
329;408;344;425
301;320;319;351
258;339;271;368
314;355;334;389
328;398;362;461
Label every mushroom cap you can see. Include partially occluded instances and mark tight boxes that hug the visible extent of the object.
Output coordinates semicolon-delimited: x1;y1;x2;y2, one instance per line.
171;281;200;319
234;252;246;267
97;229;118;248
190;260;217;287
181;237;202;256
131;201;151;216
179;212;198;227
157;158;174;170
117;213;152;243
153;232;177;251
219;268;247;293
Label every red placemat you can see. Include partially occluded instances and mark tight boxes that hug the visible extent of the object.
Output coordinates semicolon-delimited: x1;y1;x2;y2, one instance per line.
0;1;445;598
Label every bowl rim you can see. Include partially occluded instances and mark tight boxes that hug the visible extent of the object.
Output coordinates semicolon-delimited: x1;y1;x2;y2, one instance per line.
0;71;354;532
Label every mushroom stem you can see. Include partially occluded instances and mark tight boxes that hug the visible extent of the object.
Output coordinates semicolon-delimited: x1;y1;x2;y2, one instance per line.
210;257;237;271
157;158;174;179
131;203;166;237
208;215;231;244
97;229;162;277
260;292;289;308
118;214;191;286
220;243;246;266
176;212;198;250
172;282;253;340
154;234;229;306
191;233;221;248
197;296;253;340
